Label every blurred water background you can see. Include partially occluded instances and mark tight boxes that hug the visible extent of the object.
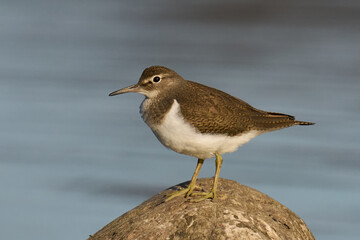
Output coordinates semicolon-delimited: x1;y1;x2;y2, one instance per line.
1;0;359;239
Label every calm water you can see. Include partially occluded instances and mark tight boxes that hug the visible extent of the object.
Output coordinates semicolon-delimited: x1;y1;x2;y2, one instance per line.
1;1;359;239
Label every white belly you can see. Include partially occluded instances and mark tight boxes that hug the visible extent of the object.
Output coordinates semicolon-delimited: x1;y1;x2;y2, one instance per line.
144;99;260;159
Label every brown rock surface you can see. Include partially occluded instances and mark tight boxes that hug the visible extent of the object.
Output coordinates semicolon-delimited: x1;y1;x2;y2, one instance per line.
89;178;314;240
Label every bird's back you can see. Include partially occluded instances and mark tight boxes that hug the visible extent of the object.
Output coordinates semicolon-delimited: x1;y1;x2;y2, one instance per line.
175;81;313;136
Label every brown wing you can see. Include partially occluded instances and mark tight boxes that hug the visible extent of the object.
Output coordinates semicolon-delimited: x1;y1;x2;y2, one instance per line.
176;81;312;136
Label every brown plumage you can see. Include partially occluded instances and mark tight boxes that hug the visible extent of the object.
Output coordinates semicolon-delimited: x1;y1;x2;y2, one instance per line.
109;65;314;202
137;66;314;136
174;80;314;136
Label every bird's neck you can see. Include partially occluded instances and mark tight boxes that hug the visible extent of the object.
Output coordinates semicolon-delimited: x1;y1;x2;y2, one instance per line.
140;94;176;127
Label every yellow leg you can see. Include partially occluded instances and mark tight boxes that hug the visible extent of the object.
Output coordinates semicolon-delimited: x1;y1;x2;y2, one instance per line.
165;158;204;202
192;152;223;202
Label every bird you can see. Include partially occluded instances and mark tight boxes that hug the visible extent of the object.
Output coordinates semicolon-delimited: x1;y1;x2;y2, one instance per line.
109;66;314;202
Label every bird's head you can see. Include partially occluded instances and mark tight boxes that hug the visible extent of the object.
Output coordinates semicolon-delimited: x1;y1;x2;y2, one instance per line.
109;66;184;99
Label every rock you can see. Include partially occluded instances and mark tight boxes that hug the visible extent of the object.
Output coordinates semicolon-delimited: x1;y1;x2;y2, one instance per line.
88;178;314;240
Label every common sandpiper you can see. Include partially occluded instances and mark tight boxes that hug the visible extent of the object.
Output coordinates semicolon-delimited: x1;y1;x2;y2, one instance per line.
109;66;314;202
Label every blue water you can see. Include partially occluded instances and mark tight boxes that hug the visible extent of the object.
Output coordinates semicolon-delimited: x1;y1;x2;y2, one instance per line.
1;1;359;239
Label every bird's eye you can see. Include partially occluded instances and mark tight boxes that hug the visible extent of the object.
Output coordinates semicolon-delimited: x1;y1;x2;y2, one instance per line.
153;76;161;83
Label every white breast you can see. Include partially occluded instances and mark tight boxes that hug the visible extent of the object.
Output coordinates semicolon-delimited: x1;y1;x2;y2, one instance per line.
143;99;261;159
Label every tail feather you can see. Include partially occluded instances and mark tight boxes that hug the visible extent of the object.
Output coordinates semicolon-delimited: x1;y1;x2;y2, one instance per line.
250;110;315;131
263;112;315;126
294;121;315;126
265;111;295;120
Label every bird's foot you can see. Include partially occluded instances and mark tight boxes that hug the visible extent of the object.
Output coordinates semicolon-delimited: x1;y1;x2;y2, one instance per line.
191;190;216;202
165;184;201;202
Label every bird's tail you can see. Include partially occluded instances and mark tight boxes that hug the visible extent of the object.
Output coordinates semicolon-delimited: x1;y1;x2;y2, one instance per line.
264;111;315;126
251;111;315;131
294;120;315;126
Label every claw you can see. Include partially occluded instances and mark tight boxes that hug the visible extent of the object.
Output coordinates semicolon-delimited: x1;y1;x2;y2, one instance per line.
165;187;190;202
165;184;202;201
191;191;216;202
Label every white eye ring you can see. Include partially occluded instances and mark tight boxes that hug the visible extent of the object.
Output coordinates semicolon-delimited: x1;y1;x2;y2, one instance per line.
153;76;161;83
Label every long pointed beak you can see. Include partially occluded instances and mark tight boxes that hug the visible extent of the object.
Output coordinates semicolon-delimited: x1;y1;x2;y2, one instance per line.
109;84;139;96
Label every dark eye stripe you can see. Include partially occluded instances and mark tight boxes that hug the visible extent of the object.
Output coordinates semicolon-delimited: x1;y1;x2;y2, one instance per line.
140;81;152;87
